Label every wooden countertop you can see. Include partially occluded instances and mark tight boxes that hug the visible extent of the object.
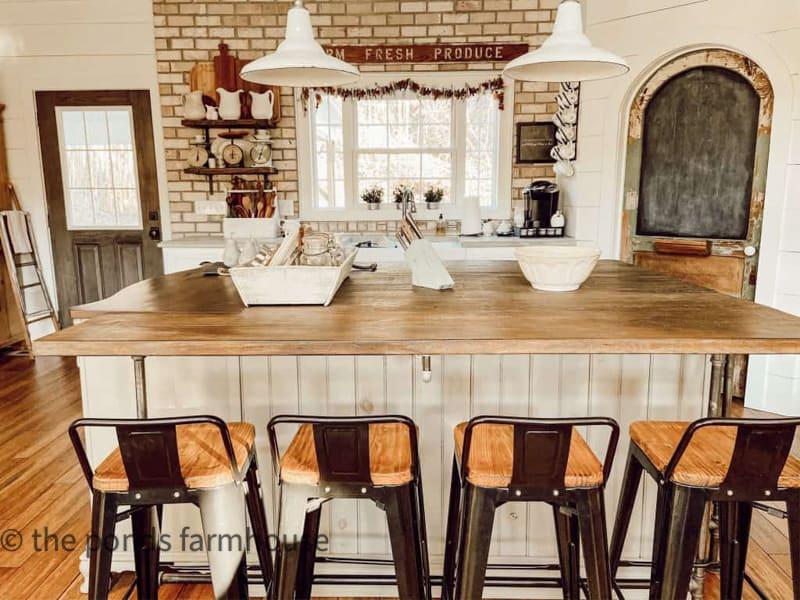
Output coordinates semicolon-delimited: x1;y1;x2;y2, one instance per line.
33;261;800;356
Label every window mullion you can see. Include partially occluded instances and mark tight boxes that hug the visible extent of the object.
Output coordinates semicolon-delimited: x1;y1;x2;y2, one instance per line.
343;100;357;210
453;101;466;209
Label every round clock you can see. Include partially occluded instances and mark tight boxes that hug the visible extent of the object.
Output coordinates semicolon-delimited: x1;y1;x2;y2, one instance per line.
186;145;209;168
221;141;244;167
249;142;272;166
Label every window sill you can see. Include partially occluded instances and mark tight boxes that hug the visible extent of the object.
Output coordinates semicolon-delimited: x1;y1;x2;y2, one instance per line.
300;205;511;222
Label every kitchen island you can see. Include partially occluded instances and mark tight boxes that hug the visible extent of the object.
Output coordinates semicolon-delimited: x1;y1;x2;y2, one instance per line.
35;261;800;598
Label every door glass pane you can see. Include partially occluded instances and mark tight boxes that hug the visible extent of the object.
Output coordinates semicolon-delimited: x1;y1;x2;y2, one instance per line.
56;107;143;230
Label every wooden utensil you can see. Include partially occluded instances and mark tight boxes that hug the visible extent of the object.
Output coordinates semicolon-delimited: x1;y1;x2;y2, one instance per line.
214;42;239;93
190;62;218;104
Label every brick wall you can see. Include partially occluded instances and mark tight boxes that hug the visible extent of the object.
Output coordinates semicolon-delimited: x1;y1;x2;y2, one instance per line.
153;0;560;237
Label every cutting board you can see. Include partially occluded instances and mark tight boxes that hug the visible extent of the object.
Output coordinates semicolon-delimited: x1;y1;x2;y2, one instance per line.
189;62;217;104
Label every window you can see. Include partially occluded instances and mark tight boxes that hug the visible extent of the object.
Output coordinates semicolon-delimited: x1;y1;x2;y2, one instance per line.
55;107;142;230
298;74;513;220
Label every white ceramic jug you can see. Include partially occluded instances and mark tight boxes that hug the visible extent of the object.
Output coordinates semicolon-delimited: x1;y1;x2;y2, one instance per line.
182;90;206;120
249;90;274;120
217;88;242;120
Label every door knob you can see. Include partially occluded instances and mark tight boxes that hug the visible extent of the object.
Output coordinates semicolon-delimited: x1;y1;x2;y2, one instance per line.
744;245;757;257
149;227;161;241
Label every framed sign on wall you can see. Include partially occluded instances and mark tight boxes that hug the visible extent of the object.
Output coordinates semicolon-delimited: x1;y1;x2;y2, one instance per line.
516;122;556;164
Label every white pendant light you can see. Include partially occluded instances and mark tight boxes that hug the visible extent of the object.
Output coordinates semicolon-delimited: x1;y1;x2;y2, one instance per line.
503;0;629;82
240;0;359;88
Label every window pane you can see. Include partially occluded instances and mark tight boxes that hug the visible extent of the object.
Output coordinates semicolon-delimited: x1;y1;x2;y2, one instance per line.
389;154;421;179
388;124;419;148
65;151;90;188
420;99;450;124
59;108;142;229
89;151;112;188
359;125;387;148
358;100;387;124
111;151;136;188
358;153;388;178
92;189;116;226
422;153;451;179
68;189;94;227
85;111;109;149
61;112;86;149
388;99;419;124
421;124;450;148
107;111;133;149
115;189;140;226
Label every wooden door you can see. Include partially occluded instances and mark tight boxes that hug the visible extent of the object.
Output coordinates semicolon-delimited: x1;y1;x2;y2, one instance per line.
36;91;163;326
622;50;774;398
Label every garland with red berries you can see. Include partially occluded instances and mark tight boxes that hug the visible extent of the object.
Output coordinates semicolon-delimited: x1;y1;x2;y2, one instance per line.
300;76;505;110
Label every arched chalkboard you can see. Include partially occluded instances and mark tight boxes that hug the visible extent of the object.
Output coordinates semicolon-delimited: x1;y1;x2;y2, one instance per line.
636;66;760;240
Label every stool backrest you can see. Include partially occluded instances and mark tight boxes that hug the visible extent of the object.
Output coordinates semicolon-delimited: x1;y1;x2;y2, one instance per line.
69;416;241;490
665;417;800;492
461;416;619;491
268;415;420;487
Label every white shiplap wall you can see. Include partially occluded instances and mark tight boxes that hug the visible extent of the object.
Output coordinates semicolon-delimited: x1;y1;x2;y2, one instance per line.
570;0;800;415
0;0;168;337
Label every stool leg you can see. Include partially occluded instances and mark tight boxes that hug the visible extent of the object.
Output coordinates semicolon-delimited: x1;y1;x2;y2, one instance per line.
275;485;313;600
294;505;321;600
553;503;581;600
88;491;117;600
609;446;643;578
385;483;428;600
786;494;800;600
454;483;498;600
660;485;707;600
719;501;752;600
131;505;160;599
576;488;612;600
198;482;249;600
649;485;672;600
244;459;274;594
441;458;461;600
412;476;432;600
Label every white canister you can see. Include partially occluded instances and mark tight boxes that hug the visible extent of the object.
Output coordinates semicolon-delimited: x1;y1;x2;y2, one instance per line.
551;210;566;228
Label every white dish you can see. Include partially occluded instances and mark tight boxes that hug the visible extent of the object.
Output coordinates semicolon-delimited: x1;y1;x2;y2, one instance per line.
514;246;601;292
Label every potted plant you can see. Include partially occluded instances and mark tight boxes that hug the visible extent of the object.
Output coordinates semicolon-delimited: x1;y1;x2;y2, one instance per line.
424;186;444;209
393;183;414;210
361;185;384;210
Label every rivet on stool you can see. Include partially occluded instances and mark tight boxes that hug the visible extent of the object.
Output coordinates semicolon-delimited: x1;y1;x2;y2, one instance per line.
173;491;180;498
552;490;560;497
134;492;142;500
726;490;734;496
361;487;367;494
764;490;772;496
515;490;521;497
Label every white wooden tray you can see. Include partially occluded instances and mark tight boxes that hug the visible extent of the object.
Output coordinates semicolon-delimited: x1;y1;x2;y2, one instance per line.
229;250;357;306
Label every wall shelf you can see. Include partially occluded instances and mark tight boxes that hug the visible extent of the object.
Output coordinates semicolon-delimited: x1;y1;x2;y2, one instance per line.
184;166;277;176
181;118;275;129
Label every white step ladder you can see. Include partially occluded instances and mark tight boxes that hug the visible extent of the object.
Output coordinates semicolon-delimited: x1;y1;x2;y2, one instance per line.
0;184;60;355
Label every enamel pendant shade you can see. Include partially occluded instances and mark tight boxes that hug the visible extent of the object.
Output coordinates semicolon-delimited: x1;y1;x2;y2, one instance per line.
240;0;360;88
503;0;629;82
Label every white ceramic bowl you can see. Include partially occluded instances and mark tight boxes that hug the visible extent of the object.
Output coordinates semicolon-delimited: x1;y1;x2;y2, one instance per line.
515;246;601;292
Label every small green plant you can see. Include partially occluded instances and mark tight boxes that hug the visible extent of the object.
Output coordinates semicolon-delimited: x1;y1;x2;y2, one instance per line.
424;186;444;205
361;185;384;205
393;183;414;204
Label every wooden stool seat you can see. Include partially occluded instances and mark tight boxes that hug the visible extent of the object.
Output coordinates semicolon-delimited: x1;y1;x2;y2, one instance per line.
280;423;412;486
93;422;256;491
630;421;800;488
453;422;604;488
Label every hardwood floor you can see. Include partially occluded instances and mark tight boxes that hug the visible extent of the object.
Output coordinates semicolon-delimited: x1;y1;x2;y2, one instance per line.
0;354;793;599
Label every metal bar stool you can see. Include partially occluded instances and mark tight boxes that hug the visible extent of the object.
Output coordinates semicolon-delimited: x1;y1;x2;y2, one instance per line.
441;416;620;600
267;414;431;600
609;417;800;600
69;416;273;600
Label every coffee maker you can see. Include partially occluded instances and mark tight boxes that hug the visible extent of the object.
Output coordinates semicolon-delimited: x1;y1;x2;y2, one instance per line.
519;180;564;237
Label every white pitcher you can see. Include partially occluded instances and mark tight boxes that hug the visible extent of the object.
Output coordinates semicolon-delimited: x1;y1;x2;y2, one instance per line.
182;90;206;120
249;90;274;120
217;88;242;120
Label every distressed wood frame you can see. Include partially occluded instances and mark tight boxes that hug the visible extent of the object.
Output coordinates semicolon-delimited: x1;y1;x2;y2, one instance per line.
621;49;774;300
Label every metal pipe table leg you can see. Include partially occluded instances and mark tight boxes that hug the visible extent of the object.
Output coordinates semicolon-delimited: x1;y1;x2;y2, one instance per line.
691;353;729;599
133;356;148;419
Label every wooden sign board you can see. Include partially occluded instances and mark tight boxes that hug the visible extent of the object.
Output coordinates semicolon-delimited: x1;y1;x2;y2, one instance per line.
323;43;529;65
